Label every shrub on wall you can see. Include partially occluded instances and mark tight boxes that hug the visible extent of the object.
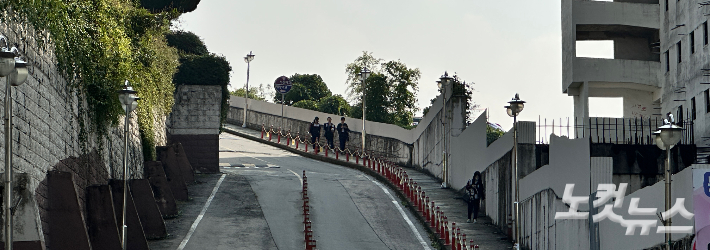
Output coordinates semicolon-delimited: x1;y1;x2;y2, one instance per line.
0;0;183;161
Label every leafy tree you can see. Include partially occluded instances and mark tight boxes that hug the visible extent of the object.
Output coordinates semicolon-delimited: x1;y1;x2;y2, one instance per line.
275;74;332;105
230;84;269;101
487;123;505;146
140;0;200;13
293;100;319;111
165;30;208;56
345;52;420;128
318;95;350;116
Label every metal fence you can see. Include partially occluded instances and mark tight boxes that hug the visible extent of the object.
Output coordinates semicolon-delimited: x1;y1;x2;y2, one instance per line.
536;116;694;145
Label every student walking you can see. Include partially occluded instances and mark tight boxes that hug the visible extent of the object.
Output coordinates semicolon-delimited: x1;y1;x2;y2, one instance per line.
308;117;321;152
323;117;335;149
336;117;350;151
465;171;484;223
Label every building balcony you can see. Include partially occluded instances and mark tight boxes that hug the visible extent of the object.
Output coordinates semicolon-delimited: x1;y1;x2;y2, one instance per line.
572;0;659;30
567;57;661;91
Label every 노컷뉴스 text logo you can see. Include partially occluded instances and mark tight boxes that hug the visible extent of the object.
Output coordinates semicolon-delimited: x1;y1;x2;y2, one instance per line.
554;183;694;235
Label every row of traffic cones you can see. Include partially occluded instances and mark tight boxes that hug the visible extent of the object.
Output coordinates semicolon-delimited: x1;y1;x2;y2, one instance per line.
303;171;317;250
259;123;479;249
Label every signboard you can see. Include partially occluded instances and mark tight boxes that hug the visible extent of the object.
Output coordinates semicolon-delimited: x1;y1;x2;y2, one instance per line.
274;76;292;94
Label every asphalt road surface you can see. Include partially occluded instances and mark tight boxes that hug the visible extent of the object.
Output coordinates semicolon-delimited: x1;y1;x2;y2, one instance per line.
149;133;432;250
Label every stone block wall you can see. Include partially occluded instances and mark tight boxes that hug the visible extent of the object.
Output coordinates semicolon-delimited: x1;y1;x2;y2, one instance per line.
0;21;160;248
167;85;221;173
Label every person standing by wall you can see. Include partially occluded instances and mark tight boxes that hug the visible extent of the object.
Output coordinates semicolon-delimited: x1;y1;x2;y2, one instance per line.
324;117;335;149
465;171;484;223
309;117;321;152
336;117;350;151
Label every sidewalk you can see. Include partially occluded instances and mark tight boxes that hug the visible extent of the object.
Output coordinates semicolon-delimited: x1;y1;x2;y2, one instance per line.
223;123;513;250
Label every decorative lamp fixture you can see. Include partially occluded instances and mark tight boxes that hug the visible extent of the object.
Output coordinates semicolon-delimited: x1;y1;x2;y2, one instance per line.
118;80;139;112
658;124;683;147
9;58;27;86
507;94;525;117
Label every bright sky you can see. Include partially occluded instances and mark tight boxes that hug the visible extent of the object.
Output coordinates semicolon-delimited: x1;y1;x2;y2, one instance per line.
175;0;621;131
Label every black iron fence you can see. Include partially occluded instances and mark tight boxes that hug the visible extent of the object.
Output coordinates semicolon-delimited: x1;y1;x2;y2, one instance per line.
536;116;694;145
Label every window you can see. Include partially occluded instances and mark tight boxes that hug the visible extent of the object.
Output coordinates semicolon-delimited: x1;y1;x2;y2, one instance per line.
665;0;669;11
692;97;696;120
677;41;682;64
691;31;695;54
677;105;684;126
665;51;670;72
705;89;710;113
705;22;708;45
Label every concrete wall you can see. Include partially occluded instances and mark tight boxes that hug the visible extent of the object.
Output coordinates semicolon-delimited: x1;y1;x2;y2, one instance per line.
168;85;221;173
0;21;152;248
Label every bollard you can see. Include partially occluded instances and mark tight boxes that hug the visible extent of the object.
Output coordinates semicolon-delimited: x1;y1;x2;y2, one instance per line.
451;223;457;250
269;126;273;141
444;219;451;246
277;130;281;143
336;150;339;160
455;227;461;250
261;125;265;138
435;209;441;234
470;240;474;250
325;147;328;157
440;213;447;240
346;153;350;162
430;201;436;227
356;155;359;164
296;134;300;149
425;198;431;224
305;141;308;152
461;234;467;250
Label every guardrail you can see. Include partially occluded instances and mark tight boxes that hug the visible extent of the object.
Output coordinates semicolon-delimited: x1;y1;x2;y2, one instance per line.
256;124;481;249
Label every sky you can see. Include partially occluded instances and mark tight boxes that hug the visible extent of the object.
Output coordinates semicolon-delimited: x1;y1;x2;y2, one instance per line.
175;0;621;132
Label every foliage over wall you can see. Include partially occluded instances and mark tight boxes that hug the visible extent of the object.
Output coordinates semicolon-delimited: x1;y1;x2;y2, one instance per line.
140;0;201;13
0;0;183;161
169;30;232;132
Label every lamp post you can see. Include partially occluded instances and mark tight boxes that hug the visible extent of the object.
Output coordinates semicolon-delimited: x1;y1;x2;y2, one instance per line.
654;124;682;249
438;72;453;188
1;35;28;250
359;67;371;151
242;51;255;128
117;80;139;250
505;93;525;250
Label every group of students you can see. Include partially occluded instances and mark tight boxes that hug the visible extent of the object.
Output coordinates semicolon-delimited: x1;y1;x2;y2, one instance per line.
308;116;350;152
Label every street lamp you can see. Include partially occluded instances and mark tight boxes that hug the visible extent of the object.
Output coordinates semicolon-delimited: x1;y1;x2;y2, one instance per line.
242;51;255;128
117;80;139;250
1;35;27;250
359;67;371;151
654;124;682;249
505;93;525;250
438;72;453;189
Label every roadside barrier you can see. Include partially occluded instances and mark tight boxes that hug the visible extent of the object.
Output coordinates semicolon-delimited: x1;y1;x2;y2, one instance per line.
253;123;482;249
302;171;317;250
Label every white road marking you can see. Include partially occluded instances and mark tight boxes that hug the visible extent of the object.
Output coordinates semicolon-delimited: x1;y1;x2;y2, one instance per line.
287;169;304;186
362;175;431;250
176;174;227;250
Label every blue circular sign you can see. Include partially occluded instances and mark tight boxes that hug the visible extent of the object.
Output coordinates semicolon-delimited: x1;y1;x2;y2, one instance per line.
274;76;292;94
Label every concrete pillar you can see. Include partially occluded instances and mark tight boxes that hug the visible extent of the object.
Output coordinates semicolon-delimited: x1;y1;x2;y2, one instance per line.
130;179;167;240
573;82;590;137
0;173;43;250
108;180;150;250
143;161;178;218
86;185;122;250
47;171;91;250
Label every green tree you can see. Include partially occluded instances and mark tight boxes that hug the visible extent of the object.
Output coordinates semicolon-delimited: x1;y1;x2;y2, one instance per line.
165;30;208;56
487;123;505;146
276;74;332;105
345;52;420;128
293;100;319;111
230;84;269;101
318;95;350;116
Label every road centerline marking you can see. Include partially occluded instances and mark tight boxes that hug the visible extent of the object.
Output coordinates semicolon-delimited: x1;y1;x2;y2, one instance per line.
176;174;227;250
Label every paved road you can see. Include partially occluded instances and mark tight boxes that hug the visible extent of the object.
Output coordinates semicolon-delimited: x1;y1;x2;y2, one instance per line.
150;133;433;250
